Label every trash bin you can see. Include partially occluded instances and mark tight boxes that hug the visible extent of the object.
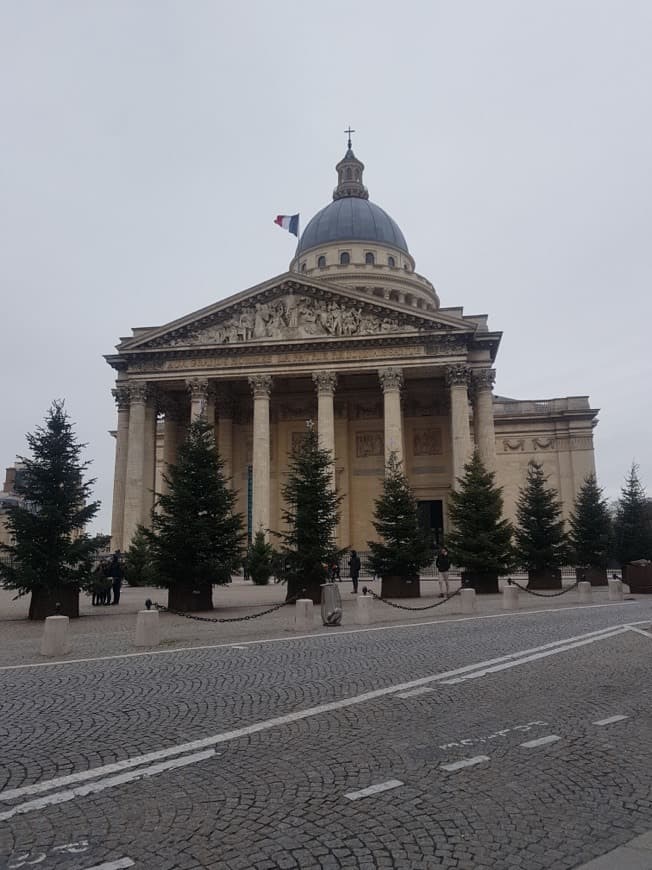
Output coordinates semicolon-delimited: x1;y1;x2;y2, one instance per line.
320;582;343;626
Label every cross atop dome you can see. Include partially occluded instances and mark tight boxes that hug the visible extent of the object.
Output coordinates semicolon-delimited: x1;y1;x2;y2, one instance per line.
333;128;368;201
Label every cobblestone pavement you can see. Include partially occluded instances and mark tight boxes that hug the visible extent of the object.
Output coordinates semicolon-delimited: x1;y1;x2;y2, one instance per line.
1;589;651;869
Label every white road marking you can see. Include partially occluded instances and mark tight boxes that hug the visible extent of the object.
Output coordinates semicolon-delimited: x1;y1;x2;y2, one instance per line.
396;686;435;698
441;627;627;684
627;625;652;639
0;623;638;817
0;750;215;823
0;604;642;672
593;714;629;726
229;645;249;649
439;721;548;748
344;779;404;800
520;734;561;748
441;755;490;772
84;860;135;870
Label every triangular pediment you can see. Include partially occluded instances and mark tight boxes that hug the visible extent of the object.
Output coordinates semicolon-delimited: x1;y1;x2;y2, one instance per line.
118;272;475;353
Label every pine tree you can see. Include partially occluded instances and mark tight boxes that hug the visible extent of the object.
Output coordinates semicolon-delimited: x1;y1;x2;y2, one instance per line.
368;452;432;590
569;474;613;569
614;463;652;565
514;460;567;578
144;418;245;611
247;529;276;586
124;526;156;587
0;401;107;619
278;421;341;603
446;451;513;590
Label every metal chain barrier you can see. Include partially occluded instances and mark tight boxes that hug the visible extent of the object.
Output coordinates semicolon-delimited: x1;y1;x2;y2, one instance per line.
362;585;462;611
146;591;303;623
506;578;580;598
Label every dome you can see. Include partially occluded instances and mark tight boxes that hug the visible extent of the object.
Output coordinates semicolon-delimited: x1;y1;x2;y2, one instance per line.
296;197;409;255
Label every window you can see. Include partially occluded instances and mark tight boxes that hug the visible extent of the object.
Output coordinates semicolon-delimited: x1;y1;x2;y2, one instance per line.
301;262;307;273
340;252;350;265
346;167;353;180
365;252;375;265
388;256;395;267
317;255;326;268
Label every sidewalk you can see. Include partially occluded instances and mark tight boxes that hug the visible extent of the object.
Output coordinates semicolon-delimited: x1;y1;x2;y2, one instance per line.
0;577;636;669
575;831;652;868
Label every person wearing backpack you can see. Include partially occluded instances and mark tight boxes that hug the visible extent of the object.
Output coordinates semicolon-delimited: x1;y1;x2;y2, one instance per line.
436;547;451;597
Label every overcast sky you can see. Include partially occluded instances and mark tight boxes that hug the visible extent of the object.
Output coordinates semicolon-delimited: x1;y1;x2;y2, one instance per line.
1;0;650;532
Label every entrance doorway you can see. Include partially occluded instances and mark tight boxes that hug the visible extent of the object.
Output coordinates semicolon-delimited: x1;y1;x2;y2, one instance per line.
417;500;444;548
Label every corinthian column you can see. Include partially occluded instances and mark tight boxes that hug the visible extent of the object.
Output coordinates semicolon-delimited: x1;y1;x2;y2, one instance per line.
249;374;272;536
123;382;149;547
110;385;130;551
159;395;181;497
379;367;404;465
313;371;337;486
446;364;473;487
186;377;209;421
473;368;497;473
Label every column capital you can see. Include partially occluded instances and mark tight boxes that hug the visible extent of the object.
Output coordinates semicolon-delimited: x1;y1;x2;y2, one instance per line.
112;385;131;411
312;371;337;394
128;382;150;405
471;368;496;394
249;374;272;399
378;366;403;392
445;364;471;388
185;377;209;399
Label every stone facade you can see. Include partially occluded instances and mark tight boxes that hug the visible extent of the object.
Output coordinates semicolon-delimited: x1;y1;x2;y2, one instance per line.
105;146;599;551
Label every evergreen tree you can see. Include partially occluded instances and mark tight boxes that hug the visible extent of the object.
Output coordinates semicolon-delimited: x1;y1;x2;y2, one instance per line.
246;529;276;585
446;451;513;586
368;452;432;581
0;401;107;618
514;460;567;572
124;526;156;587
614;463;652;565
144;418;245;610
569;474;613;569
278;421;341;602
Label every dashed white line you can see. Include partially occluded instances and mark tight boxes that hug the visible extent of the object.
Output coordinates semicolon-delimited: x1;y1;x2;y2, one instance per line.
396;686;435;698
626;625;652;639
441;755;490;772
520;735;561;748
0;750;216;823
84;860;135;870
593;714;629;726
344;779;404;800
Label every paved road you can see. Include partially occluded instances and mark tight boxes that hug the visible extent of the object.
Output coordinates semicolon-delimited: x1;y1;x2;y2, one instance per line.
1;598;652;869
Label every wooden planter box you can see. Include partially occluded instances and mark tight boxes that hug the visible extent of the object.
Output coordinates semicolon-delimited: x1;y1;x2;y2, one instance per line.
461;572;499;594
575;567;608;587
623;563;652;594
168;584;214;612
527;569;562;590
381;575;421;599
28;586;80;620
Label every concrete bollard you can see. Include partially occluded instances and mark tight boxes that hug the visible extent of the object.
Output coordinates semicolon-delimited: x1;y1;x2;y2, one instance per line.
578;581;592;604
460;588;476;614
355;594;373;625
608;578;624;601
502;585;519;611
41;615;71;657
294;598;313;632
135;609;160;647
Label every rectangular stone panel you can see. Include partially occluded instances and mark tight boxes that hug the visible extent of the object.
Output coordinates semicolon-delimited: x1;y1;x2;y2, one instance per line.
356;431;384;458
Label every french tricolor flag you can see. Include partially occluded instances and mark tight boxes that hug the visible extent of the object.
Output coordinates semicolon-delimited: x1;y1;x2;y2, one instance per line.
274;213;300;237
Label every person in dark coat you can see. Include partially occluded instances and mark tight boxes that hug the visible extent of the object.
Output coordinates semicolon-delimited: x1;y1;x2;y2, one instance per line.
348;550;362;594
107;550;124;605
436;547;451;597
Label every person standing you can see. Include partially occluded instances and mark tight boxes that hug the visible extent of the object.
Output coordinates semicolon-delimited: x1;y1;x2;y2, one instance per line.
436;547;451;597
108;550;124;605
348;550;361;594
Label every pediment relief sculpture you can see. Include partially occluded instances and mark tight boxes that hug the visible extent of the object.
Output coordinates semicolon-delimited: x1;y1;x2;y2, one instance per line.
141;292;445;350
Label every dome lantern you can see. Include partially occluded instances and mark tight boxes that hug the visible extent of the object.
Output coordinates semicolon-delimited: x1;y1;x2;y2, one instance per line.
333;128;369;201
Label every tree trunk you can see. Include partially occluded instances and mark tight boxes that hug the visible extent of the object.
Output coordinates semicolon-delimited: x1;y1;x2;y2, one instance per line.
167;584;214;612
381;575;421;599
29;586;80;620
527;568;562;590
461;573;499;594
575;566;608;587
